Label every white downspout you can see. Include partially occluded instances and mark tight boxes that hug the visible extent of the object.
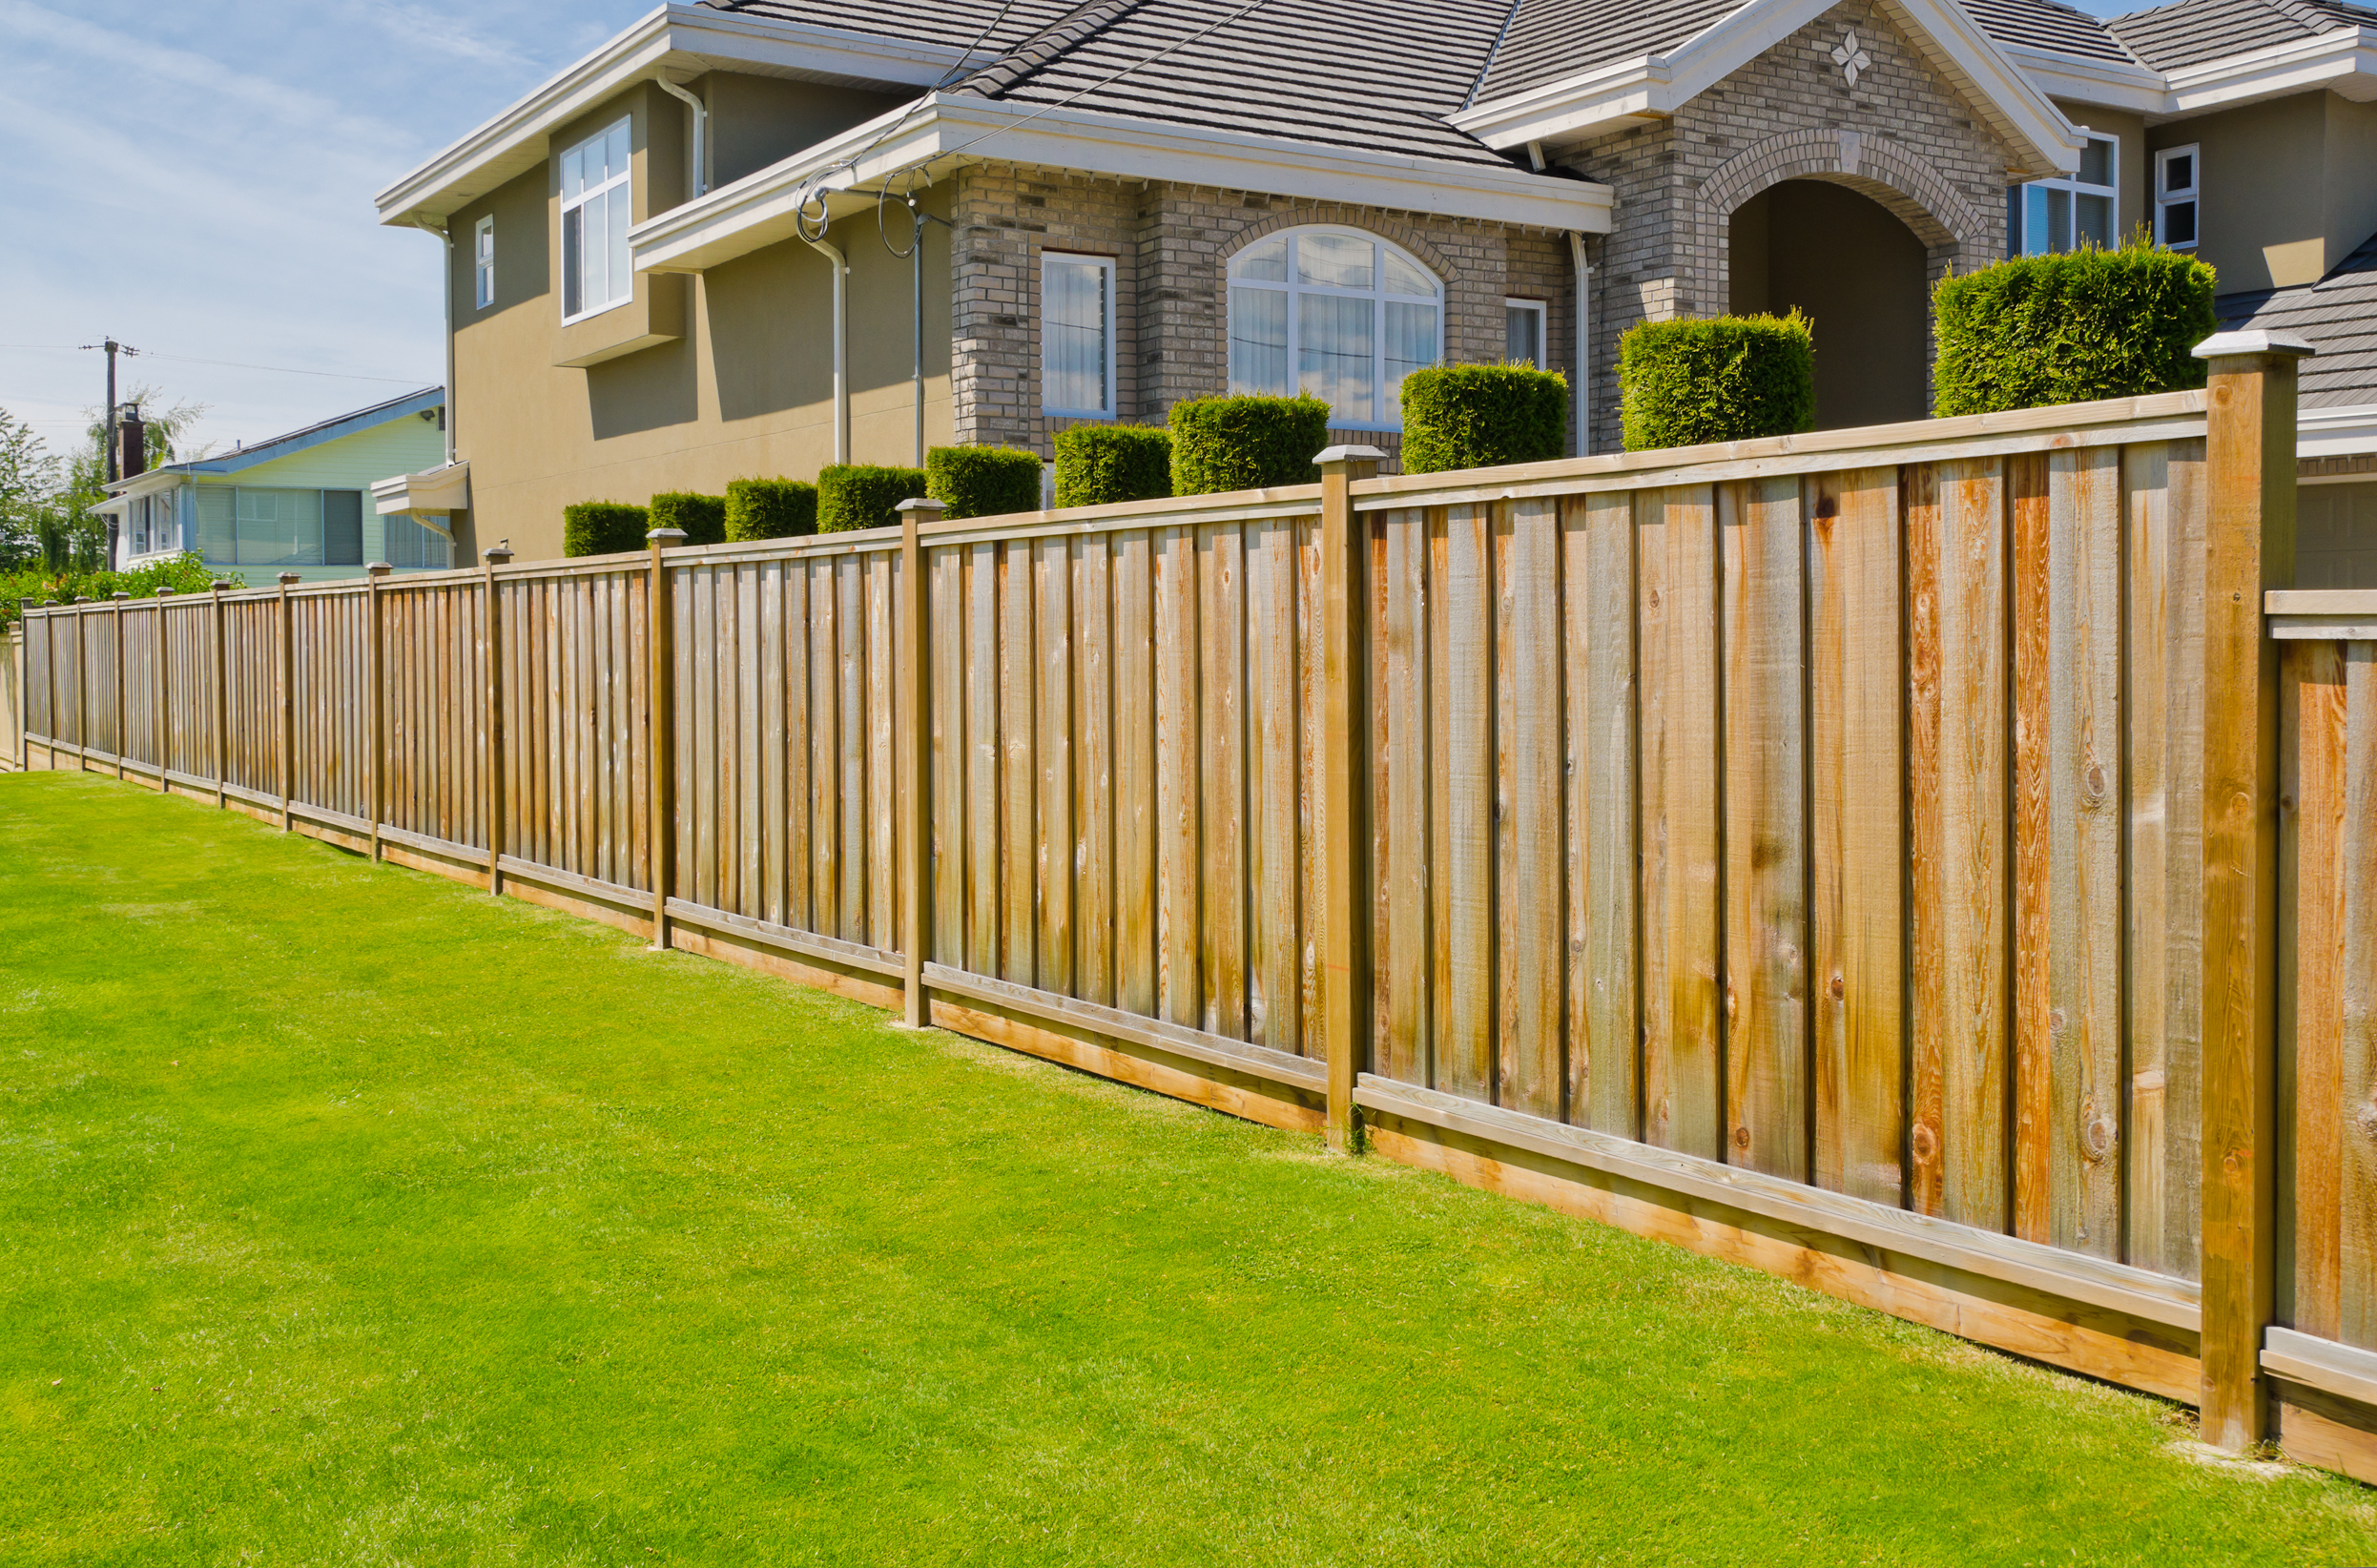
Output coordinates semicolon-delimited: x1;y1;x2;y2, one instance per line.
654;77;708;198
411;218;455;465
804;235;850;465
1568;231;1594;458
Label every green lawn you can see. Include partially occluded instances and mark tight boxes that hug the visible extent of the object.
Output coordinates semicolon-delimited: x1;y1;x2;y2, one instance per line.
3;772;2372;1566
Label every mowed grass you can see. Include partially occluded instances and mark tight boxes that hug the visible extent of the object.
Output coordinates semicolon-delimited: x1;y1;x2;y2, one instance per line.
3;773;2373;1566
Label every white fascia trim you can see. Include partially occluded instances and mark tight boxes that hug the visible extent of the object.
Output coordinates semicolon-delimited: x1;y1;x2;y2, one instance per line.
1453;0;2082;175
2163;28;2377;113
370;462;472;517
630;93;1614;275
373;5;980;225
2003;43;2171;116
2300;402;2377;459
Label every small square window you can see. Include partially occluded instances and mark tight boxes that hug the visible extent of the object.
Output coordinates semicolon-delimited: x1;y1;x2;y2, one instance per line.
1505;299;1547;368
2156;144;2200;252
2010;133;2118;257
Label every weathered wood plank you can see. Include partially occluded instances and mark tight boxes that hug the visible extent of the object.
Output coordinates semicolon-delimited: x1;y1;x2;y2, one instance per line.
1379;506;1430;1083
1441;502;1496;1104
1569;492;1637;1137
930;547;965;973
1722;476;1808;1178
965;543;999;972
2343;644;2377;1350
1248;517;1301;1053
1155;525;1200;1027
1809;467;1904;1207
2287;639;2348;1338
811;559;840;939
1114;529;1158;1015
838;555;869;943
869;550;898;949
1499;497;1564;1120
1036;534;1074;997
1074;535;1114;1009
1000;541;1036;984
1200;521;1248;1040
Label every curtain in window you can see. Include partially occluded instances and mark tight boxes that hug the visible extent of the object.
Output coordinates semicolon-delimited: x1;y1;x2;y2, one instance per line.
197;486;235;564
385;516;451;571
1044;258;1108;414
1230;287;1290;396
1298;294;1375;424
233;487;324;567
1388;301;1439;402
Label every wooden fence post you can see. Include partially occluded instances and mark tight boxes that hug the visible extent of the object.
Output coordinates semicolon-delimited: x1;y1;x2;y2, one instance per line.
71;598;91;769
2193;327;2313;1451
33;600;54;772
209;582;229;809
154;589;172;786
111;592;129;779
482;546;512;895
276;573;300;830
366;562;390;860
647;527;686;950
1317;444;1385;1152
896;496;943;1027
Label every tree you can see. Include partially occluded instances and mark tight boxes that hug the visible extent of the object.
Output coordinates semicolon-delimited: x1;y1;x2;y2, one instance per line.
0;409;61;569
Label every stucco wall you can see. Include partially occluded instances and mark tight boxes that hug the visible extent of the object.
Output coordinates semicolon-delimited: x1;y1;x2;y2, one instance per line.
2300;480;2377;589
2051;98;2149;243
1561;0;2015;450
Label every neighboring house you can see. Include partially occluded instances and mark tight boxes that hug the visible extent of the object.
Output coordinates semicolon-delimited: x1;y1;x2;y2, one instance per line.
374;0;2377;573
100;387;459;585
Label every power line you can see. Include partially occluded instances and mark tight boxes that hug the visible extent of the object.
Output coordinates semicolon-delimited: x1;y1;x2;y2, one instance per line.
0;344;423;384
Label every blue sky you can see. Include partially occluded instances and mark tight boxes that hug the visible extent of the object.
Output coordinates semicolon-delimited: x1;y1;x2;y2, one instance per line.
1;0;2144;462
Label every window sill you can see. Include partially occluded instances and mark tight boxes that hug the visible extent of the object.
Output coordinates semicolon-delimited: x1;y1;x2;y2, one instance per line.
1044;407;1113;422
553;274;687;369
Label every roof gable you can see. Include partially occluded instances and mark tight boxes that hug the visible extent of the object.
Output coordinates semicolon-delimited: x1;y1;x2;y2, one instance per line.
2110;0;2377;72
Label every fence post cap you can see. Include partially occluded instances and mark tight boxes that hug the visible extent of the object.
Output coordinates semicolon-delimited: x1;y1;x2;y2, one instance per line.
209;581;231;592
276;572;302;587
1314;444;1390;467
365;561;394;578
2193;329;2315;362
155;586;174;596
111;591;131;601
894;497;946;518
481;544;514;565
647;527;688;543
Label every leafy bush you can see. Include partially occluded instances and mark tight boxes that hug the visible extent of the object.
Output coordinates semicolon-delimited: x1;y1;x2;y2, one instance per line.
1053;424;1172;507
563;502;651;558
926;445;1044;521
817;464;928;533
1620;313;1816;451
2;553;238;629
1933;241;2218;417
1400;364;1569;474
1168;394;1332;495
724;478;817;542
649;491;727;547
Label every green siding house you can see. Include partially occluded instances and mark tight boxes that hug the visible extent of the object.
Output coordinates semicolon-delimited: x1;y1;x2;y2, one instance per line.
100;388;458;584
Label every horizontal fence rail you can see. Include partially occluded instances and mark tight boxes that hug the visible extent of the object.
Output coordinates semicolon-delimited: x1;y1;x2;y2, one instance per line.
15;371;2376;1482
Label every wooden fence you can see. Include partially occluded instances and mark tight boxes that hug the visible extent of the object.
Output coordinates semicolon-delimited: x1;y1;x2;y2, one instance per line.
17;345;2377;1481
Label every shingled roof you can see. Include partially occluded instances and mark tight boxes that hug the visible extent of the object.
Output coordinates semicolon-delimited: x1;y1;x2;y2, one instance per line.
2218;230;2377;408
1960;0;2143;63
2108;0;2377;72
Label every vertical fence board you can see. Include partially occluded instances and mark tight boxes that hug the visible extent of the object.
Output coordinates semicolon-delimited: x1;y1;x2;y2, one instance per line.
1440;503;1496;1104
1115;530;1158;1016
1498;498;1564;1120
1155;525;1199;1026
1380;509;1431;1084
1075;536;1115;1010
1248;519;1301;1052
1200;524;1248;1041
1036;536;1075;998
1569;492;1638;1137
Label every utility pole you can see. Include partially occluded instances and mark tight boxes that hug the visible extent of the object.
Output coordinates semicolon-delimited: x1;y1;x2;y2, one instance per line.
77;338;138;569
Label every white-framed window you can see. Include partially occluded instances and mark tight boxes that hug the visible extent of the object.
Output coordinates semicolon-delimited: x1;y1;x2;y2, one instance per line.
2010;132;2118;256
1505;299;1547;367
1041;251;1115;418
384;514;451;571
194;486;369;568
474;215;495;310
2156;145;2200;251
560;116;632;322
1227;226;1442;430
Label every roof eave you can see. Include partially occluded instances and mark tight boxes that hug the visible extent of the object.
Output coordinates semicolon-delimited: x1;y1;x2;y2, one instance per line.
372;4;982;229
630;93;1616;276
2160;27;2377;114
2001;42;2173;115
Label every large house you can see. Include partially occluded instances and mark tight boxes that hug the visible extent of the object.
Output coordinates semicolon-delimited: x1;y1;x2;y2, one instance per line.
374;0;2377;579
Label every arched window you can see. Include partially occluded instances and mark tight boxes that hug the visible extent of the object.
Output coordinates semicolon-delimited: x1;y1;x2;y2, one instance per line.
1227;227;1441;429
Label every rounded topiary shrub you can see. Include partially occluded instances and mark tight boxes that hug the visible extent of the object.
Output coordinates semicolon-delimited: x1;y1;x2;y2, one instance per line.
563;502;651;557
1933;241;2218;417
1053;424;1172;508
1620;312;1816;452
1168;393;1332;496
817;464;929;533
724;478;818;542
926;445;1044;521
1400;364;1570;475
648;491;727;547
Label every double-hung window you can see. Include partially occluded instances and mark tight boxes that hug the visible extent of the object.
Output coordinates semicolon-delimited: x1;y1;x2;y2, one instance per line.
560;117;632;321
474;216;495;310
1042;252;1115;418
1505;299;1547;367
2010;132;2117;255
2156;145;2200;250
1228;226;1441;430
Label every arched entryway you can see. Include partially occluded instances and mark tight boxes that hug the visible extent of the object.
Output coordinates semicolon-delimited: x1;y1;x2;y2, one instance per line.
1728;178;1929;429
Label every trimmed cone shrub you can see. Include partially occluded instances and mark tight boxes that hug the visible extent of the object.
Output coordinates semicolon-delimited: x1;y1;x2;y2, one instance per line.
817;464;928;533
649;491;727;547
1400;363;1570;474
1620;312;1816;451
725;478;818;542
1168;393;1332;495
563;502;651;557
1933;241;2218;417
927;444;1044;521
1053;423;1172;507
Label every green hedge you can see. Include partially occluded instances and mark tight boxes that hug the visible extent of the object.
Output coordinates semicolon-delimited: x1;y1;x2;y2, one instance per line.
649;491;727;547
817;464;928;533
1400;364;1569;474
927;445;1044;521
1620;313;1815;452
563;502;651;557
1168;394;1332;495
1053;424;1172;507
1;553;236;629
1933;242;2217;417
724;478;817;542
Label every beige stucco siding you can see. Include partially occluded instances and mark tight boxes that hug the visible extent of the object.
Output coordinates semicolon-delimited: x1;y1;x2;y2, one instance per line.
2051;99;2148;243
445;76;952;562
2148;92;2377;294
